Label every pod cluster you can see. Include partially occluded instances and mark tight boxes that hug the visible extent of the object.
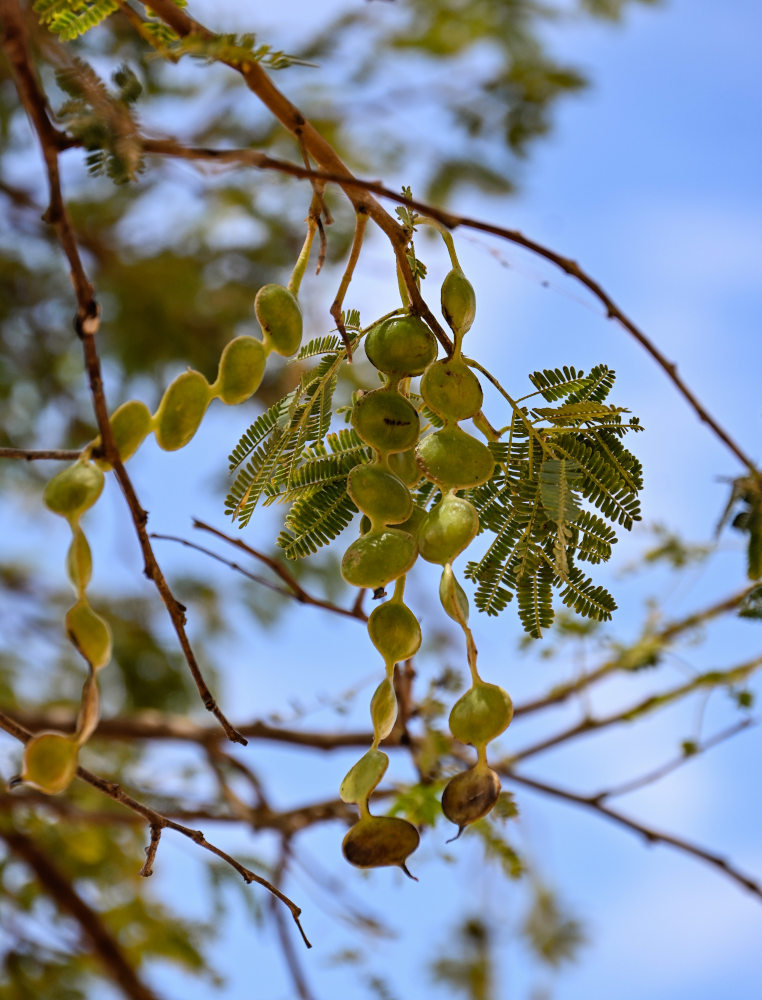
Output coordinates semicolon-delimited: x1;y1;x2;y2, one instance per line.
12;458;110;794
340;266;514;868
14;284;302;796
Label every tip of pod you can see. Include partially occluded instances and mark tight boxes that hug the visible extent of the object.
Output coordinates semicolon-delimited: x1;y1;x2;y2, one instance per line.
445;826;466;844
399;862;419;881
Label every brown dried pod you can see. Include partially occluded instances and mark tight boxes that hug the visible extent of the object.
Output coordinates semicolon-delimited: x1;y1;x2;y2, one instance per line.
441;765;501;839
342;815;420;878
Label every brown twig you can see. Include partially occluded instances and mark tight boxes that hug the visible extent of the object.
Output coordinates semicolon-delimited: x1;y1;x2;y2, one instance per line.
135;128;757;476
0;827;162;1000
0;447;84;461
0;0;243;746
270;842;316;1000
138;824;162;877
0;711;311;947
506;769;762;900
329;208;368;361
192;519;368;621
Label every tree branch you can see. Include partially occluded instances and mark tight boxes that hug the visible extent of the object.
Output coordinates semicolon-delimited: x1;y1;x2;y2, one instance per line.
0;711;311;948
0;0;244;746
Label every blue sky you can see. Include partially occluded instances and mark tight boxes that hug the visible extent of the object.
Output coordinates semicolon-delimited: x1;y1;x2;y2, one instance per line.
3;1;761;998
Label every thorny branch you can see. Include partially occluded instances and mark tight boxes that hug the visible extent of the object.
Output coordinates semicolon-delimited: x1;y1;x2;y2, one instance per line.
0;711;312;947
0;0;244;746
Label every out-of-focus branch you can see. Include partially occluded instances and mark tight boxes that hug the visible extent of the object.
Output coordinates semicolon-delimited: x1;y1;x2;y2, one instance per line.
0;447;83;461
506;769;762;900
0;0;243;746
0;827;162;1000
509;655;762;764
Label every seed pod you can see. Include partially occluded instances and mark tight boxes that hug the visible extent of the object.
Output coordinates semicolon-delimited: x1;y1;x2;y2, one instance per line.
255;284;303;357
214;336;267;405
421;358;483;422
440;565;470;625
154;370;212;451
441;765;501;833
43;460;104;520
418;495;479;565
368;601;422;663
396;503;427;541
449;682;514;747
416;426;494;490
95;400;153;468
352;389;420;454
387;448;422;488
341;529;417;590
66;526;92;593
342;815;420;876
340;749;389;805
348;464;413;525
65;599;112;671
17;731;79;795
365;315;437;376
441;268;476;336
370;677;398;741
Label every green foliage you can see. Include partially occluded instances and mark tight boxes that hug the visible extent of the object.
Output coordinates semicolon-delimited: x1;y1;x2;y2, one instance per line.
522;885;586;967
34;0;120;41
720;475;762;580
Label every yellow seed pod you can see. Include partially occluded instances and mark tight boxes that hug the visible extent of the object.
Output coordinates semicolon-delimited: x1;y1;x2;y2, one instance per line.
352;388;420;455
370;677;398;741
367;601;422;663
416;426;494;490
396;503;427;541
449;682;514;747
439;565;470;625
66;526;92;593
254;284;303;357
420;358;483;422
214;336;267;405
441;765;501;833
154;370;212;451
341;529;417;590
342;815;420;876
19;731;79;795
418;495;479;565
340;749;389;805
43;460;104;520
109;400;153;463
65;599;112;670
441;268;476;336
348;464;413;525
365;315;437;376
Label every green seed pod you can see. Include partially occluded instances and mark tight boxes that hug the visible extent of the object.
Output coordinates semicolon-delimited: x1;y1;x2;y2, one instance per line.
255;283;303;357
396;503;427;541
440;565;469;625
441;268;476;336
365;315;437;376
66;526;92;593
416;426;494;490
348;464;413;525
449;682;514;747
370;677;398;741
214;336;267;405
43;460;104;520
95;400;153;468
368;601;422;663
420;358;483;422
154;370;212;452
387;448;422;488
418;495;479;565
340;749;389;805
65;600;112;671
341;529;417;590
352;389;420;455
342;815;420;876
18;731;79;795
441;765;501;833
